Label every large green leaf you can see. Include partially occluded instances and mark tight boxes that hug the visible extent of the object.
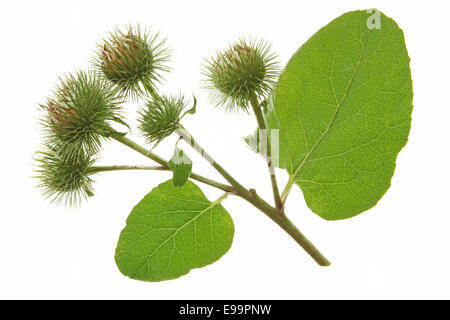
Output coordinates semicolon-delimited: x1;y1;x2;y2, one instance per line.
115;180;234;282
275;9;413;220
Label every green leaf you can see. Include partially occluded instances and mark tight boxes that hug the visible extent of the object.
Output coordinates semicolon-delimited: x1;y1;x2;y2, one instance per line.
115;180;234;282
275;9;413;220
112;116;131;132
168;147;192;187
183;95;197;116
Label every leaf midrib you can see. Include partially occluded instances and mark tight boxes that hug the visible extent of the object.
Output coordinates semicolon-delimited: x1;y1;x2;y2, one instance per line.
129;194;226;277
289;28;372;182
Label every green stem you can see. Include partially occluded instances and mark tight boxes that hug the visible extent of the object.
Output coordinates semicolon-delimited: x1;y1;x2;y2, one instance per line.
134;84;329;265
175;126;330;266
107;127;329;266
88;165;167;174
249;93;283;211
240;191;331;266
111;134;234;193
142;81;161;101
267;211;331;266
175;127;249;197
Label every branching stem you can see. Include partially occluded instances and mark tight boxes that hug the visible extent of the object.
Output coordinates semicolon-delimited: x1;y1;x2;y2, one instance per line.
174;126;330;266
107;128;330;266
175;127;250;197
110;133;235;193
249;92;283;211
102;127;330;266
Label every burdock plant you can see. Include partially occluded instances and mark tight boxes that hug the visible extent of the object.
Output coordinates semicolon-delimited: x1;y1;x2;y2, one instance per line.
35;9;414;282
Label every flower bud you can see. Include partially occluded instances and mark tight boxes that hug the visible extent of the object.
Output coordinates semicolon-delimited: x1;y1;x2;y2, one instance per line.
138;95;187;144
94;25;170;99
41;71;123;161
203;38;279;111
35;147;95;206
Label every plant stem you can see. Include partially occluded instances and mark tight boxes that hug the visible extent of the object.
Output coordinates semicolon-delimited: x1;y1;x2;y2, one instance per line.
88;165;167;174
110;133;235;193
243;192;330;266
175;127;280;210
249;93;283;211
268;211;331;266
175;126;330;266
175;127;250;197
142;81;161;102
233;184;331;265
109;130;330;266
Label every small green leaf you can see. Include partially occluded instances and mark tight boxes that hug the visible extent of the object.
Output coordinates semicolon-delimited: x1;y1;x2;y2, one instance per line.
112;116;131;132
183;95;197;116
168;147;192;187
115;180;234;282
275;10;413;220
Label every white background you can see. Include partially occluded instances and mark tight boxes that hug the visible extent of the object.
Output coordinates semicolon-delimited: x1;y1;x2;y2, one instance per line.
1;0;449;299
